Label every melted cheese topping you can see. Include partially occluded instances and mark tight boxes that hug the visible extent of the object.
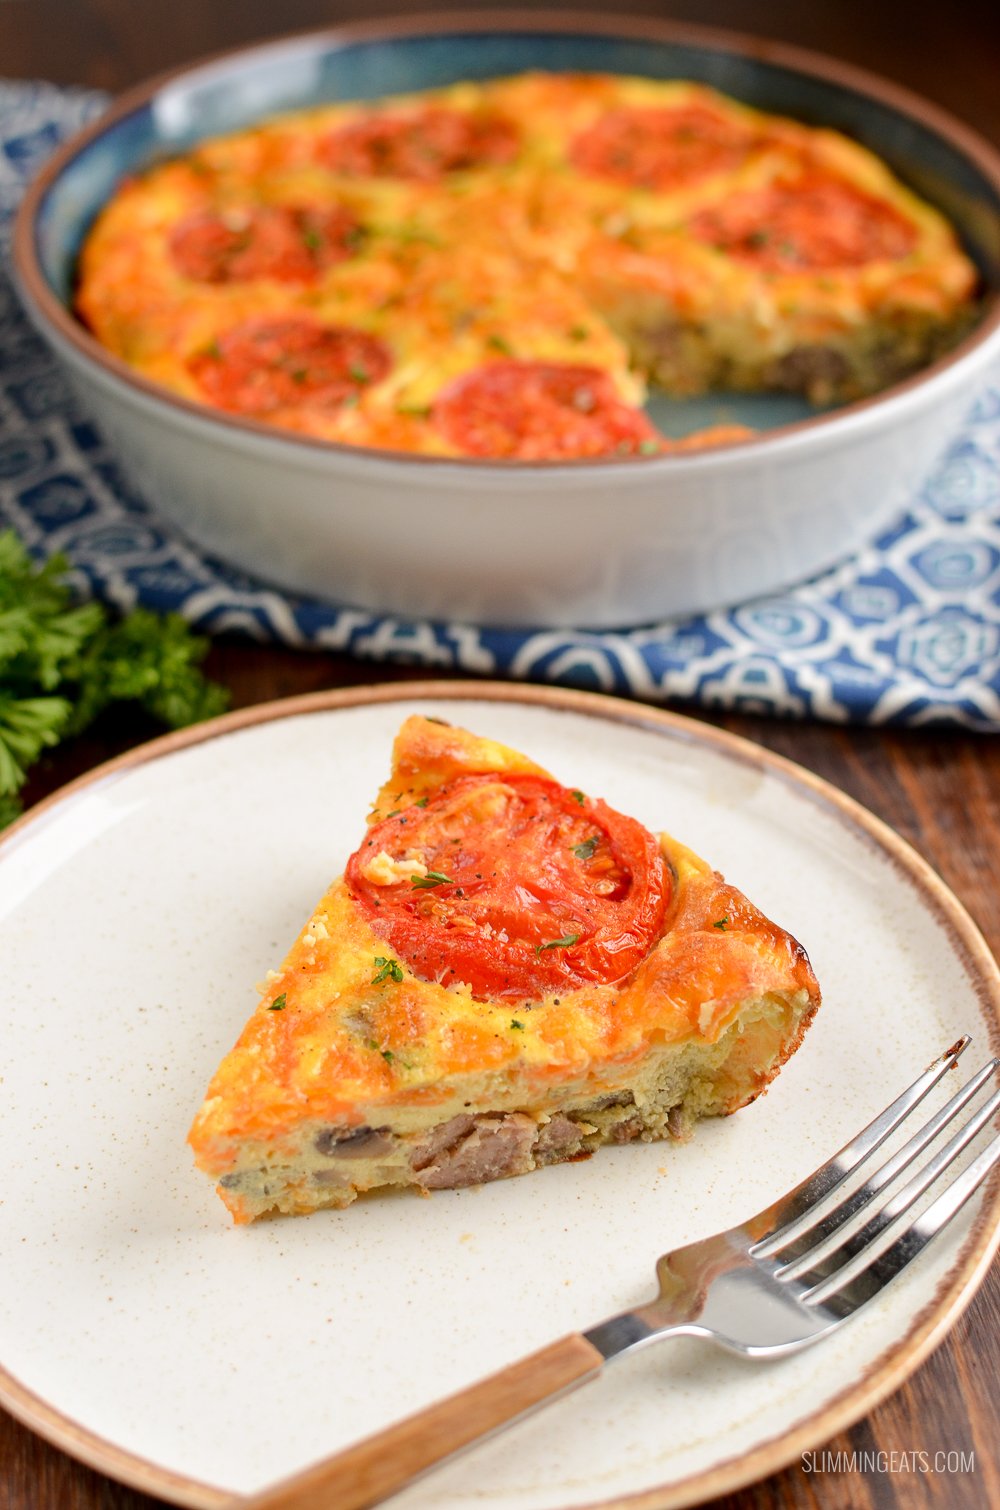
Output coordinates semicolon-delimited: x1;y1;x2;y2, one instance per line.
77;73;977;457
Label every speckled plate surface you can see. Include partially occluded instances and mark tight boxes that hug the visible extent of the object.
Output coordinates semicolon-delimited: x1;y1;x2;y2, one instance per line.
1;682;998;1509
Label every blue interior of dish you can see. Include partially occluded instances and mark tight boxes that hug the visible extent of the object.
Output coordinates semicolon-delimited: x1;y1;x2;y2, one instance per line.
33;25;1000;438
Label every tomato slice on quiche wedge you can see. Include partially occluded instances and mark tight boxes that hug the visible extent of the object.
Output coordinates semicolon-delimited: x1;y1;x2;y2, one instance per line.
188;716;820;1221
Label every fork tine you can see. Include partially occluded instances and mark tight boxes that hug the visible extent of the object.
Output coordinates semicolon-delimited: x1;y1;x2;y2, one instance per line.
751;1036;970;1259
770;1059;999;1276
782;1079;1000;1289
797;1129;1000;1319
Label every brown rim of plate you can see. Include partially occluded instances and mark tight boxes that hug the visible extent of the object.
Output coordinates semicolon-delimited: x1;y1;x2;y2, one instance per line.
12;8;1000;475
0;678;998;1510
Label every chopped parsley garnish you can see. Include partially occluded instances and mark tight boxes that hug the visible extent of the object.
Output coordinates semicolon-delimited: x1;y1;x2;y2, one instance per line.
411;870;453;888
300;226;323;251
639;439;661;455
746;229;771;248
570;790;585;805
414;796;429;808
372;956;404;984
569;325;589;342
349;364;371;384
510;1019;525;1031
536;933;581;953
202;338;222;360
487;333;513;355
367;1038;395;1063
713;916;730;931
572;835;600;861
386;809;401;818
268;993;287;1011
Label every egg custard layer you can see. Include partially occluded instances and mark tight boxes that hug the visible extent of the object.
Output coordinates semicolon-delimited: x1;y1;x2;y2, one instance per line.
76;73;978;461
188;716;821;1222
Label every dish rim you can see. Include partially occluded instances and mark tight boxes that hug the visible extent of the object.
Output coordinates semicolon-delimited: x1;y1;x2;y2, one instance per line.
0;677;998;1510
12;7;1000;477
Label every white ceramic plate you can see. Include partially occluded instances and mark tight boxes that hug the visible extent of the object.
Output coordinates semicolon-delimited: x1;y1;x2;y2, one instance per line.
1;683;998;1509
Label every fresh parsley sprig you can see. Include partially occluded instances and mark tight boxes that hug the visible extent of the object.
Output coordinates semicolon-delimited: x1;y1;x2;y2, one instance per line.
0;530;229;827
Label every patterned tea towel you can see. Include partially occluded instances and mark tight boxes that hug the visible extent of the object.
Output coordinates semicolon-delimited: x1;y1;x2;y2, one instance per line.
2;80;999;728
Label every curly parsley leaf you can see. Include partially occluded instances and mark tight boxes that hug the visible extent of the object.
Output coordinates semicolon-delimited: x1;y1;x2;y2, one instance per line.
0;530;228;825
0;693;72;793
64;608;229;734
411;870;453;889
372;956;404;984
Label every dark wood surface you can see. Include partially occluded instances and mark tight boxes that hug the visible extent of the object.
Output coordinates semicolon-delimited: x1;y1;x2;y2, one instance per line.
2;3;999;1508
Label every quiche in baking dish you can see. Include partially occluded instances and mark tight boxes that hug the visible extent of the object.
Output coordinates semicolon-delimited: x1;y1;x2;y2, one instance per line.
188;716;821;1221
75;72;977;461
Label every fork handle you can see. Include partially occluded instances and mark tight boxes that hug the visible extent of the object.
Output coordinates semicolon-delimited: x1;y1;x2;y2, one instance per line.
242;1332;605;1510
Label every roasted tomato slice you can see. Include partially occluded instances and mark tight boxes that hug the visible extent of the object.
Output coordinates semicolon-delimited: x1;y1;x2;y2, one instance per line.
432;360;664;460
687;172;918;270
169;204;363;283
346;772;670;1000
321;106;520;179
569;104;759;190
188;317;392;415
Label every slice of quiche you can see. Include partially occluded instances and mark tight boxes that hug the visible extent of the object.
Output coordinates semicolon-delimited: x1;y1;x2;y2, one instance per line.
189;716;820;1221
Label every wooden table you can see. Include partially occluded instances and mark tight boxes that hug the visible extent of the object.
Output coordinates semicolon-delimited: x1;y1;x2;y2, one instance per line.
2;3;999;1508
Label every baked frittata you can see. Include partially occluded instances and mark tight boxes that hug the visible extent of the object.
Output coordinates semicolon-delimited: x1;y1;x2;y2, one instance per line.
188;716;821;1221
75;73;977;460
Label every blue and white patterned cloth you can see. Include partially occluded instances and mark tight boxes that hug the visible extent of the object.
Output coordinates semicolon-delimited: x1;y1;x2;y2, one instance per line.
2;80;999;728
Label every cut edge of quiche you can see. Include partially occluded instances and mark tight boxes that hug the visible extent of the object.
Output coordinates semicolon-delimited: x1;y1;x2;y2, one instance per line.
188;716;821;1221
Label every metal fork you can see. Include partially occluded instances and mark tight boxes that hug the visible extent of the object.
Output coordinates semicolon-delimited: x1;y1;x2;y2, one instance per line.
245;1037;1000;1510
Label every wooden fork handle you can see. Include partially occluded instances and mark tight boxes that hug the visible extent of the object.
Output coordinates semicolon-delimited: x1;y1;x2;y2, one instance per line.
243;1332;605;1510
